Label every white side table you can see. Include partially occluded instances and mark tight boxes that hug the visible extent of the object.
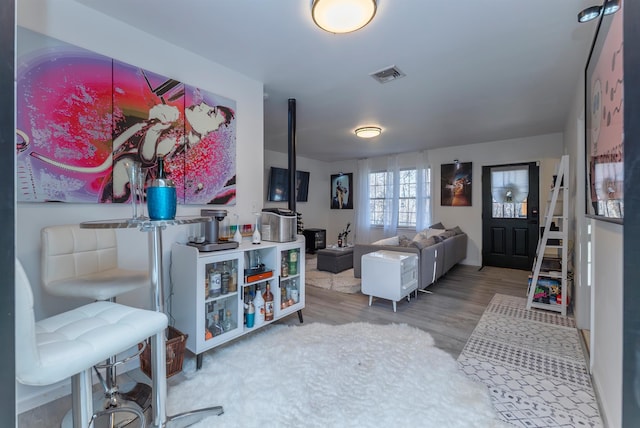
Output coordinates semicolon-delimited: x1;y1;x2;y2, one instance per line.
361;250;418;312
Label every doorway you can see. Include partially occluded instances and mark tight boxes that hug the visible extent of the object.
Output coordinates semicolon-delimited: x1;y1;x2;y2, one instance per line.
482;162;539;270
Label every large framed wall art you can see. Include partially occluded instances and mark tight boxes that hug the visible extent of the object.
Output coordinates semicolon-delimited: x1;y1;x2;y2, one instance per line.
330;173;353;209
16;27;237;205
441;162;472;206
585;5;624;222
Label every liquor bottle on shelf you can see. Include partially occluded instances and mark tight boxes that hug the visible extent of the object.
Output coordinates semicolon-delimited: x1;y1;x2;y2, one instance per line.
264;282;274;321
229;264;238;293
221;262;230;295
209;265;221;298
245;294;255;328
205;306;213;340
212;313;224;336
223;309;234;331
253;286;265;327
291;278;299;304
281;255;289;278
288;249;298;275
281;286;288;309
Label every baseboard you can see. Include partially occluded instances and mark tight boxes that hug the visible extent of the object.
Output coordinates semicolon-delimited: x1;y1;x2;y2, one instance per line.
17;356;141;414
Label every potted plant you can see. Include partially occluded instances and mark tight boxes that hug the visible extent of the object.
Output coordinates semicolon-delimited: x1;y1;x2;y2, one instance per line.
338;223;351;247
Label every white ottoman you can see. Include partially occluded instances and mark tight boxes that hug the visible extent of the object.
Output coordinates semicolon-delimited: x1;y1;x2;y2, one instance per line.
361;250;418;312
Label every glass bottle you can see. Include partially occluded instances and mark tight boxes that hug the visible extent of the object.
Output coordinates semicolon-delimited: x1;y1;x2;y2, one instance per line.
209;266;221;298
291;278;299;304
221;262;230;295
223;309;234;331
157;155;166;179
229;264;237;293
288;249;298;276
212;313;224;336
281;254;289;277
205;302;214;340
264;282;274;321
281;286;288;309
245;298;255;328
253;286;265;326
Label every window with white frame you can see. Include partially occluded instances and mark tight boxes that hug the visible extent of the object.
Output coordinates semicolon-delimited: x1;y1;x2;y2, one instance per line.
369;168;430;228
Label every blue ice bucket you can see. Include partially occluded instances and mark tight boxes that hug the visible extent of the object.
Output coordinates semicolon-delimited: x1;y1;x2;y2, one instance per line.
147;185;177;220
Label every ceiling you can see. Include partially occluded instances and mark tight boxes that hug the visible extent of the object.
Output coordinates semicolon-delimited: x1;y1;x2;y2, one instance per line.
76;0;599;163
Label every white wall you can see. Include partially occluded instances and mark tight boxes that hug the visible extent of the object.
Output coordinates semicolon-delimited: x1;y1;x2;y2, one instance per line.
590;220;623;428
564;77;590;331
17;0;264;411
316;136;562;265
428;133;564;266
562;72;623;427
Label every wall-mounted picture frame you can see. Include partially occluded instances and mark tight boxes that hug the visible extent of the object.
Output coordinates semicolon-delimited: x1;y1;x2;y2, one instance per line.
441;162;472;206
330;173;353;209
585;5;624;223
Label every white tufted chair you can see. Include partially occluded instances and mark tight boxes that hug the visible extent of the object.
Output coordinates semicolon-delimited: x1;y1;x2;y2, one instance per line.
15;258;167;428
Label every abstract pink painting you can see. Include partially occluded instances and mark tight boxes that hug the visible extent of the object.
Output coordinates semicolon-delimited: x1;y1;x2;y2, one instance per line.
16;27;236;205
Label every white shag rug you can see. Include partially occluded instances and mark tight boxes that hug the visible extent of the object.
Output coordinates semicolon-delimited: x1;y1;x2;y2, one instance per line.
304;255;361;294
167;322;508;428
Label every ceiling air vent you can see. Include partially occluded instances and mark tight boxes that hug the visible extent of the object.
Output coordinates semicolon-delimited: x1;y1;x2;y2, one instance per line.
370;65;406;84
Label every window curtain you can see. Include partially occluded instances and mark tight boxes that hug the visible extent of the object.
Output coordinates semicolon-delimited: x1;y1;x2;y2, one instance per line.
355;158;371;244
415;150;431;231
383;155;399;237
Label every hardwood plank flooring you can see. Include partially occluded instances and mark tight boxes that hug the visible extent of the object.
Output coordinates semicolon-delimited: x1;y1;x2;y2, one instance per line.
280;264;530;357
18;264;530;427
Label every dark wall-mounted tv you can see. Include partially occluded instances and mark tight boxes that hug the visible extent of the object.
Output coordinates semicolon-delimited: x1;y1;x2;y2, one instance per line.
267;167;309;202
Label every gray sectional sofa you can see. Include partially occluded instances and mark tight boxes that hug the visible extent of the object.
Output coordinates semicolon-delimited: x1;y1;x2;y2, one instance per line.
353;226;467;291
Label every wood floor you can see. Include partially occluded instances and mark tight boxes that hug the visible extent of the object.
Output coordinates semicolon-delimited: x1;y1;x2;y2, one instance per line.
18;264;530;427
281;264;530;357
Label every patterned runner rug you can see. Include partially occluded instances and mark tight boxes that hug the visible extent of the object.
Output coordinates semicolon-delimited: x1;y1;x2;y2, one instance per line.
457;294;603;427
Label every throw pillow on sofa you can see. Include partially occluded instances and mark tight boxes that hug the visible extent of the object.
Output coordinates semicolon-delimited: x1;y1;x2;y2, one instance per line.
448;226;464;235
440;230;457;239
429;222;446;230
372;235;400;246
412;228;447;241
411;235;439;250
398;235;413;247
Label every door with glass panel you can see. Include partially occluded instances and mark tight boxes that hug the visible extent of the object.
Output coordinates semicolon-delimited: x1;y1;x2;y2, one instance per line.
482;163;539;270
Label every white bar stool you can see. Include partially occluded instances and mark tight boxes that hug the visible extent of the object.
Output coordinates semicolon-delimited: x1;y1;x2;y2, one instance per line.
41;224;150;426
15;259;168;428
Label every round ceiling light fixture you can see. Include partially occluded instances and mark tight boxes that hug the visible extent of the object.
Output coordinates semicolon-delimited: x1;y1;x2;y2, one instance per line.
312;0;377;34
355;126;382;138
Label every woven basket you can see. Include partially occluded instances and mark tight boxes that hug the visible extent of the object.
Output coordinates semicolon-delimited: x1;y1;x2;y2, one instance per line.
139;326;188;379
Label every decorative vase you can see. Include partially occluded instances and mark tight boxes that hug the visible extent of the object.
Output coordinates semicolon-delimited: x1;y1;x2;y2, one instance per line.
252;213;261;244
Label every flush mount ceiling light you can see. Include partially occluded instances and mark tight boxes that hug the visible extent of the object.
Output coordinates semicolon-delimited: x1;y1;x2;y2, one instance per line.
578;0;620;23
312;0;377;34
355;126;381;138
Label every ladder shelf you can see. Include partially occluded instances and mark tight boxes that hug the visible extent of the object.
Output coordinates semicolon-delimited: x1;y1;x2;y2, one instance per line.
526;155;570;316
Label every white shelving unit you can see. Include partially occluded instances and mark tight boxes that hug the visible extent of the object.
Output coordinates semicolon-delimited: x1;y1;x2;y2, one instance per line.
170;236;305;369
526;155;569;315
